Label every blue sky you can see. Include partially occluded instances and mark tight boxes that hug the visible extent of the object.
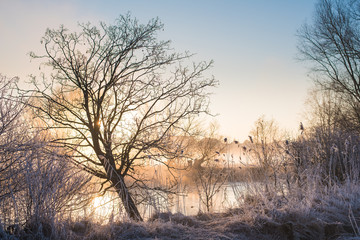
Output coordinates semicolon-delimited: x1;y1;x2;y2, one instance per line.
0;0;317;141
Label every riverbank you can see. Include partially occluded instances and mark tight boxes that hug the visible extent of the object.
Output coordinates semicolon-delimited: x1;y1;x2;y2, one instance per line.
2;183;360;240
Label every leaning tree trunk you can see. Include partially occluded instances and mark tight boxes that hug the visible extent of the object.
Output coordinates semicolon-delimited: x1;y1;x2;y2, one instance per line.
94;134;143;221
109;173;143;221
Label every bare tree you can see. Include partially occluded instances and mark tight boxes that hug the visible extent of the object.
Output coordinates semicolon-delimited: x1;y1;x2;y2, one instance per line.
25;14;216;221
298;0;360;132
194;160;228;213
183;122;227;213
248;116;283;193
184;122;224;170
300;87;360;182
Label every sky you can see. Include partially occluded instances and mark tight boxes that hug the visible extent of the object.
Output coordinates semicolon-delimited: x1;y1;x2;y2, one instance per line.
0;0;317;141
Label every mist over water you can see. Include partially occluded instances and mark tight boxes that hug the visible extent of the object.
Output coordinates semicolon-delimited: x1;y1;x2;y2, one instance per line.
142;183;244;219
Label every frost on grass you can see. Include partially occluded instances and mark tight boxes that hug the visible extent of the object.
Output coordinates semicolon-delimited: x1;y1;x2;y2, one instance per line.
2;183;360;240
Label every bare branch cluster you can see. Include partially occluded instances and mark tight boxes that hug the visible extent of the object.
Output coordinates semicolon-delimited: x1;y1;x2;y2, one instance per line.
298;0;360;132
0;74;91;232
23;14;217;220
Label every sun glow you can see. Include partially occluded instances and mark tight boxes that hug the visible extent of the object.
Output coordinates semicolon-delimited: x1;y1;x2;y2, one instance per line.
90;194;118;221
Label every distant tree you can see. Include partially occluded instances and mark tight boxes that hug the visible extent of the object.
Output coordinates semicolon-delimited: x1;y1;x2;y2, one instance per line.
301;87;360;182
186;122;224;170
248;116;282;192
298;0;360;132
25;15;216;221
304;88;343;160
186;122;227;212
194;159;228;213
249;116;280;170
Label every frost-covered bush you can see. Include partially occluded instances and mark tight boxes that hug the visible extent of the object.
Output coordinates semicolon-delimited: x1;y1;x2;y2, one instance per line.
0;74;91;236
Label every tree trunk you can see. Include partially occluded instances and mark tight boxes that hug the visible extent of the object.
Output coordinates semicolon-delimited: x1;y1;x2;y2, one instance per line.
111;174;143;221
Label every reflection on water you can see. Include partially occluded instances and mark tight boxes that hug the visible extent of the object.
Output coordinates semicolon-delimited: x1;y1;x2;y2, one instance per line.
86;181;251;222
140;182;247;219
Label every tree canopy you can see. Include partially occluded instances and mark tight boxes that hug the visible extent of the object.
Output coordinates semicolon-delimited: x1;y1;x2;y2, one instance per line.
25;14;217;220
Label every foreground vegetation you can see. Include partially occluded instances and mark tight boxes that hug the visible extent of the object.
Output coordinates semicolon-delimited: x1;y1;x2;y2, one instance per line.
2;120;360;239
1;179;360;239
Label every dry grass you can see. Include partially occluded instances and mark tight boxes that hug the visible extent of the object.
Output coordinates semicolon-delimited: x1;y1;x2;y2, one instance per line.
2;184;360;240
